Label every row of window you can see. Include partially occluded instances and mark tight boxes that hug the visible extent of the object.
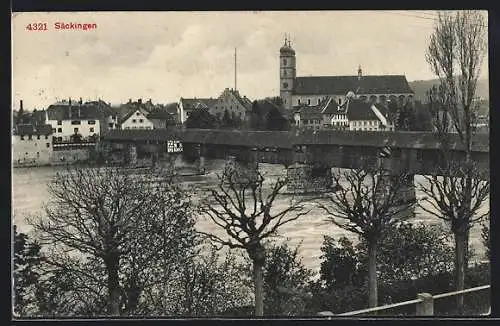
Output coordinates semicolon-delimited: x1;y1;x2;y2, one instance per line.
298;98;343;106
301;119;321;125
19;135;49;140
131;119;145;123
52;127;94;133
332;114;346;120
352;120;378;127
123;126;152;130
56;120;96;125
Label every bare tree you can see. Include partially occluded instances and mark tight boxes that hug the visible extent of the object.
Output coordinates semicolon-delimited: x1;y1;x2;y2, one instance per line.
198;167;309;316
317;165;415;308
424;10;489;313
28;167;197;316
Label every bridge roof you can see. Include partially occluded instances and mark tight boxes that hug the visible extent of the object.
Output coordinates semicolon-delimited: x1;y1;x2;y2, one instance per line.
102;129;489;152
295;130;489;152
181;129;295;148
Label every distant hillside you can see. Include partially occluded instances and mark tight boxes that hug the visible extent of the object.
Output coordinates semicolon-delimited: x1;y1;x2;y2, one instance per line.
408;78;489;102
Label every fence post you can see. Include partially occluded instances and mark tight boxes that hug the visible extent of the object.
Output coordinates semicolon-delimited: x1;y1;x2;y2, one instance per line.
416;293;434;316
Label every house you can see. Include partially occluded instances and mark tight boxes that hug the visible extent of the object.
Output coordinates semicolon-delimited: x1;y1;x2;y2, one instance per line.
119;107;154;130
211;88;253;123
46;98;103;142
147;110;175;129
279;38;414;111
344;98;395;131
292;93;395;131
293;105;324;130
12;124;53;167
179;98;218;123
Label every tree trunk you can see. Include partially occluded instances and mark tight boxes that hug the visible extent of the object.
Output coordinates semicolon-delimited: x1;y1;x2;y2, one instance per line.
454;231;467;314
105;253;121;316
367;240;379;309
253;260;264;317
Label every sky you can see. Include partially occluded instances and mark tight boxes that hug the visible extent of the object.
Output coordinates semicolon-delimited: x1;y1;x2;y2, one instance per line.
12;10;489;110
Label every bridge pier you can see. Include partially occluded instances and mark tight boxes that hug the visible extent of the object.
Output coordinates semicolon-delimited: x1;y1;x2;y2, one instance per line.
377;148;416;218
223;154;259;185
127;143;138;166
285;163;333;194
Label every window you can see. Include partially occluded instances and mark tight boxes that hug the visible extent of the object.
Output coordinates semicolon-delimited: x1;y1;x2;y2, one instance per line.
74;128;79;133
37;152;40;157
71;120;81;125
108;123;113;128
283;59;287;65
132;119;136;123
90;127;94;133
46;143;50;148
20;135;24;140
284;70;287;76
136;112;140;116
28;135;32;140
57;137;62;142
318;99;321;105
52;128;56;133
298;99;301;105
45;135;48;139
88;120;96;125
112;115;117;120
57;128;62;133
139;119;143;123
307;99;311;105
37;135;40;140
57;120;62;125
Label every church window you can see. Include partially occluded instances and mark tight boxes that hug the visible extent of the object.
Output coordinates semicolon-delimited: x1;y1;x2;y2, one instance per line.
338;98;342;105
283;82;288;88
318;99;321;105
307;99;311;105
298;99;301;105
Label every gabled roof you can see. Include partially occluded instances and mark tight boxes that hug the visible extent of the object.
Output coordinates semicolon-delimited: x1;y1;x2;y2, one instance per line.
14;124;53;136
180;98;218;110
293;104;324;120
46;103;104;120
294;75;414;95
119;107;150;124
232;91;253;111
345;99;390;122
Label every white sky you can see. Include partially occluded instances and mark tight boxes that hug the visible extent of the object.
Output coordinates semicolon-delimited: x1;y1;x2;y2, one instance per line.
12;10;489;110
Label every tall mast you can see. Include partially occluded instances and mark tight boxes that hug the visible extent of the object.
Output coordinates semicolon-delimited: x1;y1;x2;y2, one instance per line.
234;47;237;91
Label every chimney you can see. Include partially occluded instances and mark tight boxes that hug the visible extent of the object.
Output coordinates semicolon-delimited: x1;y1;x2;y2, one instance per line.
79;97;83;105
358;65;362;80
19;99;23;111
138;99;142;104
128;98;132;103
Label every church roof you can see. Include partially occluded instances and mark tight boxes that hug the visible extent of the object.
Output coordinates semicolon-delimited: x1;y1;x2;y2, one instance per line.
293;75;414;95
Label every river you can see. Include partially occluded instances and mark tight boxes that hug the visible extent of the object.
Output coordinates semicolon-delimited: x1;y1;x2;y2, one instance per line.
12;162;488;274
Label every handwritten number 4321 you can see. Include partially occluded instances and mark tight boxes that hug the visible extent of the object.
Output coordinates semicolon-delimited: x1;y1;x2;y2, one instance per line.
26;23;48;31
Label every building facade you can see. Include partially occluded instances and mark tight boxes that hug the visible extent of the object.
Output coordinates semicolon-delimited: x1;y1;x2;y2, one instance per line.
279;39;414;112
12;124;53;167
45;99;107;142
211;88;253;123
120;108;154;130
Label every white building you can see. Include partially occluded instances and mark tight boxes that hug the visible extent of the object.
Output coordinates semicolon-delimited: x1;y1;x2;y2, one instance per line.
46;100;102;142
12;124;53;167
119;108;154;130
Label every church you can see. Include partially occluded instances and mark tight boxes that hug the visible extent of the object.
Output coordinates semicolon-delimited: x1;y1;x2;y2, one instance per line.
279;38;415;112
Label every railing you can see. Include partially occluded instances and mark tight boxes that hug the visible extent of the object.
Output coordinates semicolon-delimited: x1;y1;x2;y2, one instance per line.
319;285;490;317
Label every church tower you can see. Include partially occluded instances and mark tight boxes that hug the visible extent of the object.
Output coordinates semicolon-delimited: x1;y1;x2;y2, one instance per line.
280;35;296;111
